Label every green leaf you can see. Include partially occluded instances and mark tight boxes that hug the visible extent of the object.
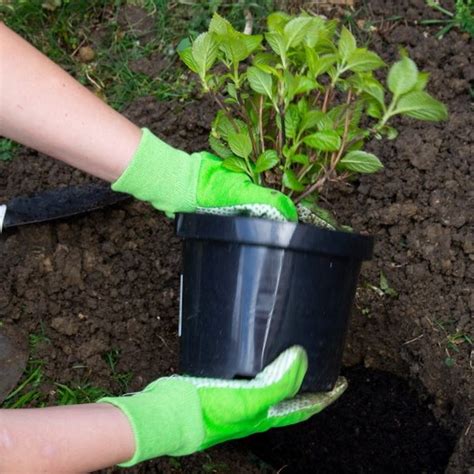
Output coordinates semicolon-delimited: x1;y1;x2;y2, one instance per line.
366;98;384;119
301;200;339;228
306;50;337;77
222;156;249;174
284;105;300;139
283;169;305;191
192;32;218;80
247;66;273;99
291;154;309;165
414;71;430;91
212;110;238;139
267;11;291;32
361;77;385;107
346;48;385;72
303;130;341;151
209;12;234;35
178;47;199;73
228;131;252;158
283;17;314;48
241;33;263;56
255;150;279;173
339;151;384;173
387;56;418;97
219;34;250;65
300;110;326;133
265;31;287;59
226;83;238;101
209;136;234;158
294;76;317;95
338;27;357;62
253;52;277;67
304;16;327;48
394;91;448;121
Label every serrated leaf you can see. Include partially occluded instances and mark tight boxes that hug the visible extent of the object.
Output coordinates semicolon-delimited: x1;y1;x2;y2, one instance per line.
226;83;238;101
241;34;263;55
212;110;236;140
414;71;430;91
265;31;287;59
300;110;326;133
346;48;385;72
253;52;277;66
228;131;252;158
394;91;448;121
284;16;314;48
222;156;249;174
209;12;232;34
178;47;199;73
303;130;341;151
304;16;327;48
338;27;357;62
283;169;305;191
284;105;300;139
297;97;308;115
294;76;317;95
366;98;383;119
255;150;279;173
339;151;383;173
209;136;234;159
247;66;273;99
306;50;337;78
291;154;309;165
219;34;250;65
361;77;385;107
387;56;418;97
267;11;291;32
192;32;218;80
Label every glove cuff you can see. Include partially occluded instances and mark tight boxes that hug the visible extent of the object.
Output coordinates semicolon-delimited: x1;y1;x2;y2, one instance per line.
98;378;204;467
111;128;202;215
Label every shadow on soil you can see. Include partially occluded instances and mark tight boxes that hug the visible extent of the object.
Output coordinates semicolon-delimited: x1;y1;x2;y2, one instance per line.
245;366;456;473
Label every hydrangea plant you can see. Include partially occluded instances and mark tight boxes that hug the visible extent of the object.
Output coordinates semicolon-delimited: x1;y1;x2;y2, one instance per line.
179;12;447;225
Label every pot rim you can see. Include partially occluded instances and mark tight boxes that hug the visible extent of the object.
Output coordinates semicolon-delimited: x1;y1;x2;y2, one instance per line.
176;212;374;260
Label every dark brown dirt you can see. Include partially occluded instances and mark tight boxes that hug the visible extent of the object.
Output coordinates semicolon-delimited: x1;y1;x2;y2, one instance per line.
246;366;456;473
0;0;472;472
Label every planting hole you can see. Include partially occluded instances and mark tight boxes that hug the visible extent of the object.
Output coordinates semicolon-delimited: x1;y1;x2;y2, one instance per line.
245;366;456;473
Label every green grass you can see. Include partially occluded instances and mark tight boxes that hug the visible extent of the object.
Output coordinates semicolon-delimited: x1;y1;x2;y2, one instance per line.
0;1;276;112
0;0;197;109
1;339;137;408
104;348;133;393
0;139;19;161
433;319;474;367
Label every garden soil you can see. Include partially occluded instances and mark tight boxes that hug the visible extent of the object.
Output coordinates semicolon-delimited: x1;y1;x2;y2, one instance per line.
0;0;472;472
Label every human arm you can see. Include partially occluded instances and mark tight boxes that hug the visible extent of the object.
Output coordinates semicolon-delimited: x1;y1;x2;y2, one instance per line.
0;347;346;472
0;404;134;472
0;22;297;221
0;22;139;182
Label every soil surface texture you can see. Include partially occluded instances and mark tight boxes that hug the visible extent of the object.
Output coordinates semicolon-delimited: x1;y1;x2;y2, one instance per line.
1;0;472;472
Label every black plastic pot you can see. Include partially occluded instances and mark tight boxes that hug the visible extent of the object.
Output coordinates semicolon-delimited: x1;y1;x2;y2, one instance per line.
175;213;374;392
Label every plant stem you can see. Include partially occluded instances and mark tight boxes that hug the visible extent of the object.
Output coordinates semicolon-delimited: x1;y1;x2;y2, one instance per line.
294;174;326;203
258;95;265;153
331;90;353;169
211;93;240;132
322;86;333;113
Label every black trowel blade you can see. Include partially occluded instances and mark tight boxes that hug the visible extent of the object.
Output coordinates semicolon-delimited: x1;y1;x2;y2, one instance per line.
1;184;131;231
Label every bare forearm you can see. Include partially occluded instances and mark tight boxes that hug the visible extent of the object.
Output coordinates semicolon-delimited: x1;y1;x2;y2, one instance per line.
0;404;135;472
0;22;141;181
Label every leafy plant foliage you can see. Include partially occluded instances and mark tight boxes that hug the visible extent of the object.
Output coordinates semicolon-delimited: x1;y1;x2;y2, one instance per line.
180;12;447;215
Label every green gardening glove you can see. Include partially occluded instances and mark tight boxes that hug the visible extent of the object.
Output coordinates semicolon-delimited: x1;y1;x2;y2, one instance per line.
99;346;347;467
112;128;297;221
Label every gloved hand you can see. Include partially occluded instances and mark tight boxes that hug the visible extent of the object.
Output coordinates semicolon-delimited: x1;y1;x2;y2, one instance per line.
112;128;297;221
99;346;347;467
